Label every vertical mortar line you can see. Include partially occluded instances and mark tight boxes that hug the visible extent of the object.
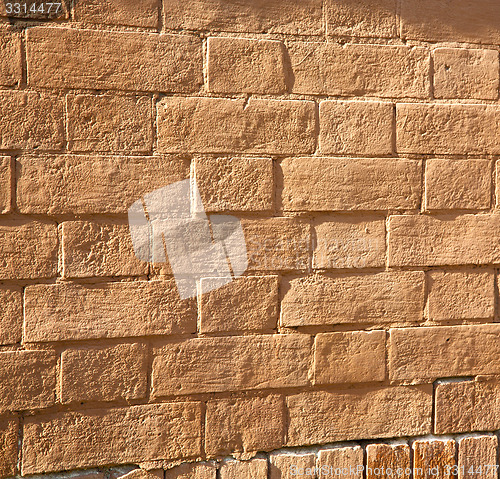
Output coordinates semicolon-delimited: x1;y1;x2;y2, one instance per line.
157;0;163;33
490;157;496;213
391;103;397;157
20;26;27;88
322;0;328;39
431;381;437;438
494;269;499;323
429;49;435;101
396;0;402;39
421;157;427;213
9;155;15;214
17;413;23;476
202;36;208;93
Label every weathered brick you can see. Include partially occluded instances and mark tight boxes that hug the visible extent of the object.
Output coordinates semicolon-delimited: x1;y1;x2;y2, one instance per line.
17;155;189;214
313;216;386;269
366;444;411;479
67;95;153;153
458;436;498;479
74;0;159;27
389;324;500;382
157;97;316;155
0;91;64;150
287;385;432;446
413;440;455;479
163;0;322;34
24;281;196;342
0;28;21;86
22;403;202;474
0;416;18;477
165;463;217;479
314;331;386;385
281;157;421;211
206;395;284;457
425;159;491;210
195;157;273;212
200;276;279;333
220;459;268;479
27;27;202;92
0;350;55;413
269;453;316;479
208;37;287;94
61;220;148;278
0;156;10;213
0;285;21;345
434;48;499;100
0;220;57;280
289;42;429;98
388;214;500;267
320;101;393;155
61;343;148;403
427;271;494;320
317;446;363;479
396;103;500;155
151;334;311;397
281;272;424;327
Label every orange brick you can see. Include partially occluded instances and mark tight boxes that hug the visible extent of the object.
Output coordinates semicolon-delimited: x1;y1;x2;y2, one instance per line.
458;436;498;479
0;28;21;86
317;446;364;479
74;0;159;27
0;285;22;345
220;459;268;479
269;453;316;479
0;156;10;213
165;463;217;479
366;444;411;479
0;416;18;477
413;440;455;479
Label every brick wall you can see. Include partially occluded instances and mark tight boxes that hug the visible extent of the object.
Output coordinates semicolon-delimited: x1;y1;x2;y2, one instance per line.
1;0;500;477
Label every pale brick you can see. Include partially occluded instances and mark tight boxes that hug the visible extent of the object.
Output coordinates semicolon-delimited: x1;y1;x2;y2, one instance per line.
0;156;10;213
200;276;279;333
317;446;363;479
22;403;202;474
61;220;148;278
206;395;284;456
27;27;202;92
151;334;311;396
281;157;421;211
314;216;386;269
314;331;386;385
320;101;393;155
0;91;64;150
165;463;217;479
427;271;494;320
61;343;148;403
24;281;196;342
17;155;189;214
389;324;500;382
287;385;432;446
425;159;491;210
289;42;429;98
157;97;316;155
458;436;498;479
0;416;18;477
366;444;411;479
220;459;268;479
0;220;57;280
0;285;21;345
208;37;287;94
0;350;55;413
281;272;424;327
396;103;500;155
195;157;273;212
163;0;322;34
0;29;21;86
75;0;159;27
67;95;153;153
413;440;455;479
434;48;499;100
269;453;316;479
388;214;500;267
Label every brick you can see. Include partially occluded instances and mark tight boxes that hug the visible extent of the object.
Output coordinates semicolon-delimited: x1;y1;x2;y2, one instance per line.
200;276;279;333
67;95;153;153
326;0;396;37
61;343;148;403
74;0;159;27
0;416;18;477
366;444;411;479
120;471;161;479
413;440;455;479
317;446;363;479
24;281;196;342
0;285;22;345
313;216;386;269
281;272;424;327
314;331;386;385
195;157;273;212
389;324;500;382
0;220;57;280
388;214;500;267
320;101;393;155
0;91;64;150
165;463;217;479
396;103;500;155
27;27;202;92
434;48;499;100
458;436;498;479
269;453;316;479
0;350;55;413
0;156;10;213
289;42;429;98
427;271;494;320
157;97;316;155
425;159;491;210
61;220;148;278
0;28;21;86
281;157;421;211
205;395;284;456
163;0;322;34
220;459;268;479
17;155;189;214
151;334;311;397
22;403;202;474
208;37;287;94
286;385;432;446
